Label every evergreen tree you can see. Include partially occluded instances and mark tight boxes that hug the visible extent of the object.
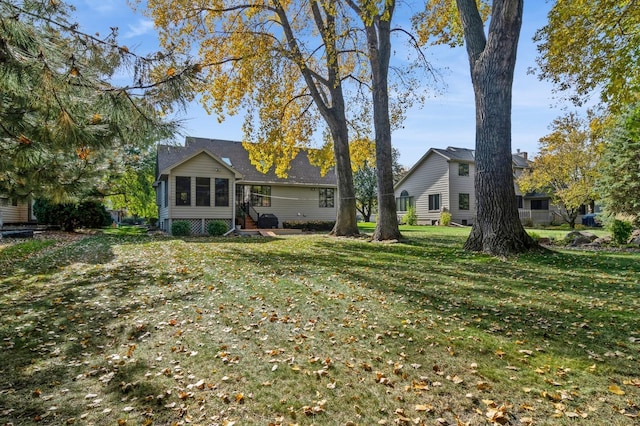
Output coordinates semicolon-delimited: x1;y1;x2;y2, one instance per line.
0;0;195;201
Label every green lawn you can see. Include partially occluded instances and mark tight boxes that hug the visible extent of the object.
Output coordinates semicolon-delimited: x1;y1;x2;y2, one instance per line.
0;228;638;425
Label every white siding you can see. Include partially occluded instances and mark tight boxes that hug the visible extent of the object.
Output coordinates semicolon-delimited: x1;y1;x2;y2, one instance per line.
157;179;169;230
395;153;449;225
448;162;476;225
169;153;235;220
0;197;29;224
253;185;337;226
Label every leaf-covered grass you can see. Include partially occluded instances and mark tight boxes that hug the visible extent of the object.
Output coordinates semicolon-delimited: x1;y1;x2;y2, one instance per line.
0;228;638;425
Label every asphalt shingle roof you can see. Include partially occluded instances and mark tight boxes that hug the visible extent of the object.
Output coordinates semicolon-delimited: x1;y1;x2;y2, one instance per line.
157;138;337;186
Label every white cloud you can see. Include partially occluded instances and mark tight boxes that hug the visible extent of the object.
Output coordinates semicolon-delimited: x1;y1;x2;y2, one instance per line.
124;19;156;39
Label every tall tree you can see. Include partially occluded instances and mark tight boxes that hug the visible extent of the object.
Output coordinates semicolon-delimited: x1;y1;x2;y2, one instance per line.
145;0;361;236
455;0;536;255
0;0;191;202
535;0;640;115
346;0;401;241
518;113;603;228
598;104;640;224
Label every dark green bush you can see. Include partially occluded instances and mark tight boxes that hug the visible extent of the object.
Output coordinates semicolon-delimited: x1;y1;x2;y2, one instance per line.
207;220;228;236
282;221;335;232
33;199;111;231
610;219;633;244
171;221;191;236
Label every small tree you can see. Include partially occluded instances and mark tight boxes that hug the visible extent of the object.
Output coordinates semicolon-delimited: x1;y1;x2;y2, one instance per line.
518;113;602;228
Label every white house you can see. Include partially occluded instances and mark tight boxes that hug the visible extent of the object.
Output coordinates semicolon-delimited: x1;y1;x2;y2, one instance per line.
394;146;557;226
155;138;338;234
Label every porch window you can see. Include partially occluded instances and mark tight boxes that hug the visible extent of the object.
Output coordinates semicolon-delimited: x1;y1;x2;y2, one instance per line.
196;177;211;206
458;163;469;176
459;193;470;210
215;178;229;207
175;176;191;206
530;199;549;210
516;195;523;209
396;190;414;211
428;194;440;211
319;188;335;208
251;185;271;207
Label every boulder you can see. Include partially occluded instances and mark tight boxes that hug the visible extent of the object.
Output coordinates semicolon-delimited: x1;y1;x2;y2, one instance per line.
593;235;612;245
564;230;598;246
629;229;640;245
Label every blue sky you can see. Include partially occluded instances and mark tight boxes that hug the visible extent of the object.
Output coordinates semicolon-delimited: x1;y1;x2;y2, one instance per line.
71;1;570;168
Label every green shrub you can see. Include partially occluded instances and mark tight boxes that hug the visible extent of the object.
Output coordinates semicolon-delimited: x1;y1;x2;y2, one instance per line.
171;221;191;236
282;221;335;232
402;206;417;226
610;219;633;244
440;211;452;226
33;199;111;231
207;220;228;236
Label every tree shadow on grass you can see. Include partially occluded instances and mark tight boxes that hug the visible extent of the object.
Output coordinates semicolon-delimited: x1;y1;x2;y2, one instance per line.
221;235;640;376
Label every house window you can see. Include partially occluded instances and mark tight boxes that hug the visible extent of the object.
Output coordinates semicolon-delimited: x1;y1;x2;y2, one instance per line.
319;188;335;208
530;199;549;210
196;177;211;206
428;194;440;211
215;178;229;207
459;193;470;210
396;190;414;211
251;186;271;207
0;197;8;207
458;163;469;176
11;198;18;206
516;195;523;209
175;176;191;206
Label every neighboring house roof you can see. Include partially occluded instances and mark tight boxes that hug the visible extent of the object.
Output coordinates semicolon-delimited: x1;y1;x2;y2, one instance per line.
157;137;337;186
395;146;530;189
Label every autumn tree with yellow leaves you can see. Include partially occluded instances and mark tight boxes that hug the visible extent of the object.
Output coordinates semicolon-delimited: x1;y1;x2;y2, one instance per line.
518;113;603;229
145;0;364;236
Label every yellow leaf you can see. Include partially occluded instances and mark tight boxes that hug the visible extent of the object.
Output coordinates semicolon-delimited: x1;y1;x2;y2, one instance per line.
608;385;625;395
166;67;176;77
415;404;433;412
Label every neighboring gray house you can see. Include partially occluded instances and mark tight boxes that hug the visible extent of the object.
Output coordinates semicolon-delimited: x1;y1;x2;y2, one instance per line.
394;146;556;226
155;138;338;234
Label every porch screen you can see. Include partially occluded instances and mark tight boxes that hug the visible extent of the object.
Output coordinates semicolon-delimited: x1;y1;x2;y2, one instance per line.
175;176;191;206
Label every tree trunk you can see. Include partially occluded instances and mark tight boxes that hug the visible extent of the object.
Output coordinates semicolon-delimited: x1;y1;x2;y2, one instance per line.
328;117;360;236
457;0;536;255
364;8;402;241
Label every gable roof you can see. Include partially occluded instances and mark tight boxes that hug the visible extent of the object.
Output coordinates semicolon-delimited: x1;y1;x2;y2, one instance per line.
157;137;337;186
395;146;531;189
157;147;242;178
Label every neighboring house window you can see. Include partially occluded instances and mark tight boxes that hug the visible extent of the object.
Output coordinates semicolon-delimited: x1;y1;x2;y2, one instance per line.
428;194;440;211
319;188;335;208
196;177;211;206
215;178;229;207
0;197;8;207
11;198;18;206
516;195;523;209
251;185;271;207
530;199;549;210
396;190;414;211
175;176;191;206
458;163;470;176
459;193;470;210
163;181;168;208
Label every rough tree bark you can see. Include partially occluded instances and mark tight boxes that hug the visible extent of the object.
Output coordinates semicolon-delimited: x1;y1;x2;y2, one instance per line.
456;0;536;255
349;0;402;241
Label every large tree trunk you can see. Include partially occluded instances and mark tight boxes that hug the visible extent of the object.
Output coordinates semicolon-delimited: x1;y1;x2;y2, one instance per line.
457;0;536;255
328;118;360;236
363;7;402;241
